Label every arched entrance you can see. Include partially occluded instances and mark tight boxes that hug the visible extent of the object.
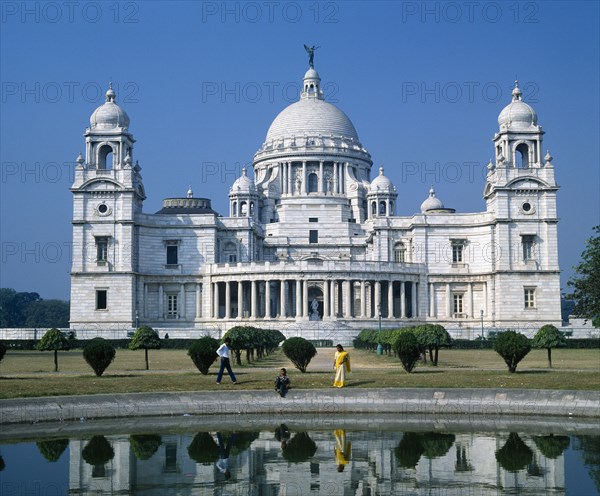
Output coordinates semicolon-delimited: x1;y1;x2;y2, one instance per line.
308;285;323;320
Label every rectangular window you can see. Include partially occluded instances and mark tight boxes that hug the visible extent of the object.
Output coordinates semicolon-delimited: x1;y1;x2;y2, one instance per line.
228;254;237;263
309;230;318;244
96;237;108;262
166;244;178;265
522;235;535;261
167;294;178;317
524;288;536;308
96;290;107;310
453;293;464;315
309;217;318;223
451;241;465;263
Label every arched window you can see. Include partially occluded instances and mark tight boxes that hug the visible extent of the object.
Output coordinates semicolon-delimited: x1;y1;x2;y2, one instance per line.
240;201;247;216
379;201;386;215
308;172;318;193
394;242;406;263
232;201;237;217
249;202;255;215
371;201;377;216
97;145;114;170
515;143;529;169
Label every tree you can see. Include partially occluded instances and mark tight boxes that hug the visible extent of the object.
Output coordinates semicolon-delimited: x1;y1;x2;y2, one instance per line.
281;337;317;373
187;432;219;464
567;225;600;327
129;326;161;370
36;439;69;462
414;325;452;365
0;288;41;327
36;328;70;372
392;330;421;373
493;330;531;373
495;433;533;472
531;324;567;368
188;336;220;374
83;338;116;376
81;436;114;466
532;435;569;459
395;432;424;469
24;300;70;328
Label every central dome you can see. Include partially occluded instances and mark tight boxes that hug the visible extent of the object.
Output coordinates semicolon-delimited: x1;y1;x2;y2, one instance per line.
265;98;359;143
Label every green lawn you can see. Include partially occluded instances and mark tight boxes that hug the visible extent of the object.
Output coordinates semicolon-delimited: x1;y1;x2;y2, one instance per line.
0;348;598;399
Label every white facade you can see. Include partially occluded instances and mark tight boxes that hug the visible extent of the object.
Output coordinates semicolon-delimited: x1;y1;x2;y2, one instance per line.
69;68;561;337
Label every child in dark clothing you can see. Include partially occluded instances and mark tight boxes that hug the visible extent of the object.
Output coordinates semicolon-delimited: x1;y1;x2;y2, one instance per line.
274;368;290;397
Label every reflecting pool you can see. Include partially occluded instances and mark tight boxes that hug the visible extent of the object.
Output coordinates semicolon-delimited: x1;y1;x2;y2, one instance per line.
0;415;598;495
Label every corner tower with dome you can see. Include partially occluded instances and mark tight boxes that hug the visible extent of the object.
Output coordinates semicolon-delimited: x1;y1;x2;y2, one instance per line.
69;64;561;340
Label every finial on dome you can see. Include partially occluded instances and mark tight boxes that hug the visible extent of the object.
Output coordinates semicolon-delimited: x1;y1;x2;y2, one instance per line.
512;79;522;101
429;186;435;197
379;167;384;176
187;185;193;198
544;150;553;164
76;152;84;165
106;82;116;102
242;167;247;176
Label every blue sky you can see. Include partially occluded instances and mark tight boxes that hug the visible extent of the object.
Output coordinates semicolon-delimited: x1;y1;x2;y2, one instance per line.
1;1;599;300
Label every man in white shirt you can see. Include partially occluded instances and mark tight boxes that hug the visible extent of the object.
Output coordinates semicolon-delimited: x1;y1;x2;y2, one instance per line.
216;338;238;384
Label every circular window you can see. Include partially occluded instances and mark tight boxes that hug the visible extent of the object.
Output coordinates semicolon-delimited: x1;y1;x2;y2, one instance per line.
522;202;531;212
98;204;108;214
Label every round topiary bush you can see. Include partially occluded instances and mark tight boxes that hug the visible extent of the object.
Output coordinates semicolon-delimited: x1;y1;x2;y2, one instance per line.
493;330;531;373
129;326;161;370
129;434;162;460
281;336;317;373
83;337;116;377
392;330;421;373
36;439;69;462
82;436;114;466
187;336;220;375
187;432;219;464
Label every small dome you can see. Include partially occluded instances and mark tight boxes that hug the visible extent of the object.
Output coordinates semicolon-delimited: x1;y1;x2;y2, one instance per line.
498;80;538;130
370;167;394;192
304;68;320;80
90;83;130;130
421;187;444;212
230;168;256;193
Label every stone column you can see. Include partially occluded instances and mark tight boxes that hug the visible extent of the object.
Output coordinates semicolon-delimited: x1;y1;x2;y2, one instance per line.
360;281;366;318
195;283;201;319
279;280;286;317
412;282;418;317
344;280;352;318
282;163;287;194
237;281;243;319
206;279;213;319
158;284;164;320
400;281;406;318
323;280;330;318
467;282;473;319
296;279;302;317
301;161;307;194
251;280;257;319
319;160;324;193
446;283;451;318
214;282;220;319
374;280;381;318
483;281;488;316
288;162;292;194
265;280;271;319
330;280;337;317
388;281;394;318
225;281;231;319
429;283;435;318
303;280;309;318
180;284;186;320
333;162;338;194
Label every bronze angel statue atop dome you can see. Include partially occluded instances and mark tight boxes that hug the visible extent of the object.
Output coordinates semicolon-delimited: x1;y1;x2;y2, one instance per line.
304;44;320;68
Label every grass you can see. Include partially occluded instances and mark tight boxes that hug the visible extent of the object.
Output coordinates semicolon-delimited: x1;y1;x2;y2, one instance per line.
0;348;598;399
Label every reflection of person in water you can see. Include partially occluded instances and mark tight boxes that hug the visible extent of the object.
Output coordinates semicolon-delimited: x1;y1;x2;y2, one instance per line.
274;424;291;449
216;432;236;479
334;429;351;472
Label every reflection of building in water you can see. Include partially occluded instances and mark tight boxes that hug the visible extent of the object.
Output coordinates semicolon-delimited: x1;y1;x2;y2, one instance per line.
68;431;565;495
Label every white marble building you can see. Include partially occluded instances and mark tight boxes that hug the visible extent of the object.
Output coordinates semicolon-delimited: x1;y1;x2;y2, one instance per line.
69;62;561;338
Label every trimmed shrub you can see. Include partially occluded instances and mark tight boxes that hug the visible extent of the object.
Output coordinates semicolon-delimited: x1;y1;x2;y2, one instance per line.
533;435;570;459
531;324;567;368
188;336;220;375
36;328;70;372
129;326;161;370
395;433;424;469
82;436;114;466
83;338;116;376
129;434;162;460
493;330;531;373
495;433;533;472
413;325;453;365
281;337;317;373
392;330;421;373
36;439;69;462
187;432;219;464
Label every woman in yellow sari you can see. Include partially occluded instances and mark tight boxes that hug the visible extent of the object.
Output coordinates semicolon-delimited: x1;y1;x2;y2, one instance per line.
333;344;350;388
334;429;351;472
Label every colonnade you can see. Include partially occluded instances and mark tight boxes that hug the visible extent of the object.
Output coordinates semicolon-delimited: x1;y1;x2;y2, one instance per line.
279;161;348;195
207;278;419;320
